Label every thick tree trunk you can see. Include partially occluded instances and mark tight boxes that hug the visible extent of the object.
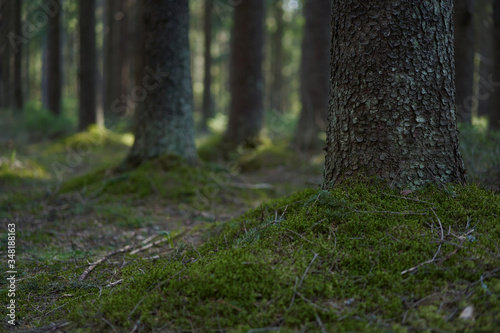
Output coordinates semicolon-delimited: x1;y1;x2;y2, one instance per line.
47;0;62;116
324;1;466;189
454;0;475;123
78;0;97;130
492;0;500;130
13;0;23;110
293;0;330;151
131;0;145;116
223;0;264;150
123;0;197;167
200;0;214;132
269;0;285;114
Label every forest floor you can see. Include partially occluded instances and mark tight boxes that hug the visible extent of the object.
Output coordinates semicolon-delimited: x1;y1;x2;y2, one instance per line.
1;121;500;332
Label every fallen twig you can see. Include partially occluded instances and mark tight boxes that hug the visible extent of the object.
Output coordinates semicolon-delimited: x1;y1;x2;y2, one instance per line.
79;244;134;281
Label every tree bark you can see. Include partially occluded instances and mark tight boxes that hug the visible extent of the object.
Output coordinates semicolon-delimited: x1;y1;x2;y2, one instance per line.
13;0;23;110
293;0;331;151
123;0;197;167
47;0;62;116
454;0;475;123
200;0;214;132
78;0;97;130
491;0;500;130
323;1;466;189
223;0;265;150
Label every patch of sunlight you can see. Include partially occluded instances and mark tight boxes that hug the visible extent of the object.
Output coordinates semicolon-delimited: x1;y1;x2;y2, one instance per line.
471;116;488;131
208;113;228;132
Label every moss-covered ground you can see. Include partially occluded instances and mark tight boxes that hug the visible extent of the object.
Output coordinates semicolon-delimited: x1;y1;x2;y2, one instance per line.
1;122;500;332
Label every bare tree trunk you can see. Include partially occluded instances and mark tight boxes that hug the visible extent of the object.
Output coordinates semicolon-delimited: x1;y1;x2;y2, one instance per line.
293;0;330;151
223;0;265;150
0;0;12;109
269;0;285;114
491;0;500;130
475;0;493;117
47;0;62;116
79;0;97;130
200;0;214;132
123;0;197;168
324;0;466;189
13;0;23;110
454;0;475;123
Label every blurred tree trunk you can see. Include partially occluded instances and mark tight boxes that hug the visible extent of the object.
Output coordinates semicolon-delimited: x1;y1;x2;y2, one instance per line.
324;0;466;189
491;0;500;130
454;0;475;123
223;0;264;150
200;0;214;132
475;0;493;117
269;0;284;114
122;0;197;168
0;0;7;109
78;0;97;130
130;0;144;117
293;0;330;151
13;0;23;110
103;0;127;124
47;0;62;116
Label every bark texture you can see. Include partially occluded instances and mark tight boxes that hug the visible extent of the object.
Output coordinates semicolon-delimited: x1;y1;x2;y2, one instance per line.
454;0;475;123
47;0;62;116
324;0;466;189
78;0;97;130
123;0;197;167
200;0;214;132
492;0;500;130
223;0;264;149
294;0;331;151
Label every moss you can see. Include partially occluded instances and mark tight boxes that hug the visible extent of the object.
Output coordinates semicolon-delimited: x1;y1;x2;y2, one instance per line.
15;180;495;332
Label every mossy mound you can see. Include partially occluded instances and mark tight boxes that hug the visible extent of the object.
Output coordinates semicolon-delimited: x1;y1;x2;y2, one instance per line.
26;180;499;332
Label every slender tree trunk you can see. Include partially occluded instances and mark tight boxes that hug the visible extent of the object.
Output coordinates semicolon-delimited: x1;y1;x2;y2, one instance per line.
200;0;214;132
324;1;466;189
454;0;475;123
293;0;330;151
475;0;493;117
47;0;62;116
491;0;500;130
269;0;285;114
78;0;97;130
13;0;23;110
132;0;145;91
1;0;12;109
223;0;265;150
123;0;197;168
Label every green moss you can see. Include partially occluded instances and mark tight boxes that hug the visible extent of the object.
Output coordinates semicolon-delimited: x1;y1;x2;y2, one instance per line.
16;180;496;332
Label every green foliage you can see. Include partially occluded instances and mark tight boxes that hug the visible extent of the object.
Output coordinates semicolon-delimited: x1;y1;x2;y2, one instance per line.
15;180;498;332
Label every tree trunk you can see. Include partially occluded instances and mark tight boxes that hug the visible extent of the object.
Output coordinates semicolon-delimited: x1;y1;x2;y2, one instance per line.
223;0;265;150
122;0;197;167
47;0;62;116
269;0;285;114
78;0;97;131
293;0;331;151
1;0;12;109
200;0;214;132
103;0;126;124
491;0;500;130
323;1;466;189
13;0;23;110
454;0;475;123
475;0;493;117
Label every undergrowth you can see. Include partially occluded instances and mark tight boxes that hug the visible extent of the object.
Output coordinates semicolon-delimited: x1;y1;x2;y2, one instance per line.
5;180;498;332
